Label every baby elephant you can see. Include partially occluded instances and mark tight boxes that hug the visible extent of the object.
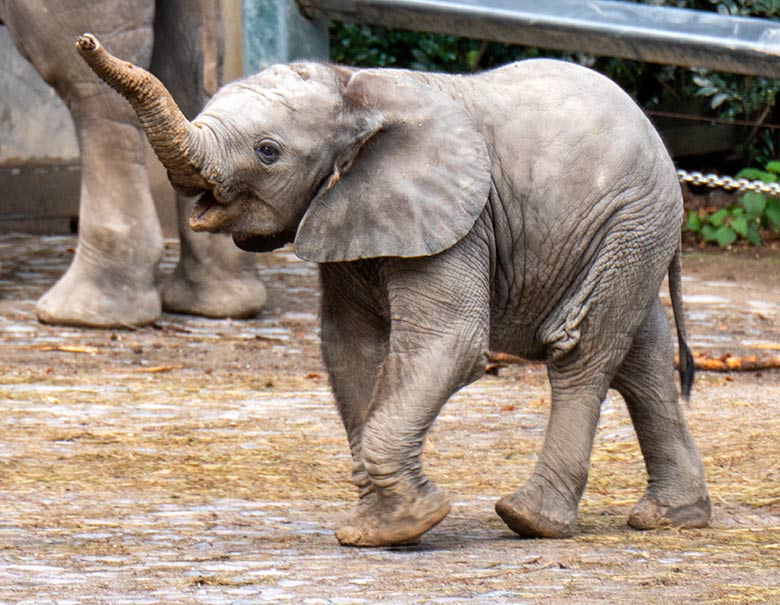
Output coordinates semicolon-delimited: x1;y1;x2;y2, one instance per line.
77;33;710;546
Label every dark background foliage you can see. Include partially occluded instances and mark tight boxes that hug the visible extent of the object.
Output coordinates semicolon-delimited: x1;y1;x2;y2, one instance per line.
329;0;780;168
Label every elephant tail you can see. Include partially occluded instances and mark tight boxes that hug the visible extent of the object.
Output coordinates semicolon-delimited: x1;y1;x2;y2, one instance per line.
669;242;694;400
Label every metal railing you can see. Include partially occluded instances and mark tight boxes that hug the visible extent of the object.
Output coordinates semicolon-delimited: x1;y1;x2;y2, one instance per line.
298;0;780;78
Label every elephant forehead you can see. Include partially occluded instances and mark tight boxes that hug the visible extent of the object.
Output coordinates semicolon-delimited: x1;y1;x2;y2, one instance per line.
201;88;290;121
244;63;342;101
197;92;340;145
252;62;334;83
203;71;341;121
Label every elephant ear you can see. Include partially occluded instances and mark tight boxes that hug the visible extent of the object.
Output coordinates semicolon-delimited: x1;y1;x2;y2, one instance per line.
294;70;491;262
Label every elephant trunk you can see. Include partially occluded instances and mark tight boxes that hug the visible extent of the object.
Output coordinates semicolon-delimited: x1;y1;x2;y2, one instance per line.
75;33;216;192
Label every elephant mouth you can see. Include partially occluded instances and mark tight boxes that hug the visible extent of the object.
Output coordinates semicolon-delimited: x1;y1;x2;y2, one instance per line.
189;190;241;233
189;190;294;253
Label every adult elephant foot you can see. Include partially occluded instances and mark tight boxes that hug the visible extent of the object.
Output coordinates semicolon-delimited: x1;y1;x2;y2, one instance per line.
627;493;711;530
495;478;578;539
161;208;267;319
36;255;162;328
335;484;450;547
161;267;266;319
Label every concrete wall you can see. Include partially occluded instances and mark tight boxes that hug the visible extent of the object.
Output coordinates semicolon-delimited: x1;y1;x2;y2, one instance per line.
243;0;327;73
0;25;81;233
0;0;327;235
0;27;79;165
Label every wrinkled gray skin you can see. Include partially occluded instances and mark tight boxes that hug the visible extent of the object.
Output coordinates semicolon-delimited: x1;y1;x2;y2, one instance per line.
82;44;710;545
0;0;265;327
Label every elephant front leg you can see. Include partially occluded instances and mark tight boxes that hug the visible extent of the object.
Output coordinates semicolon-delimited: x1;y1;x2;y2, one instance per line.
334;347;457;547
160;194;267;319
4;0;160;328
335;295;489;545
318;265;392;536
336;333;488;547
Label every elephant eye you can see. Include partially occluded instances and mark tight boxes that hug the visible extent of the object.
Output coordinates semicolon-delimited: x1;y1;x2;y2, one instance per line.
255;142;280;165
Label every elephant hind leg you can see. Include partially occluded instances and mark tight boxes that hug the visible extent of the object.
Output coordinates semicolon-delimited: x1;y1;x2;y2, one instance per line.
497;287;641;538
611;298;710;530
496;354;615;538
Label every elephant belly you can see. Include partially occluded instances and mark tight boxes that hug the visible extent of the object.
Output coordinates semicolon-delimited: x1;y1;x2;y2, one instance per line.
488;310;548;361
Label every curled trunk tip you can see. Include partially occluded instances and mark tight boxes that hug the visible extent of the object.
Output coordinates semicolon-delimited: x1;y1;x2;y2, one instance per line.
74;33;216;191
76;33;98;53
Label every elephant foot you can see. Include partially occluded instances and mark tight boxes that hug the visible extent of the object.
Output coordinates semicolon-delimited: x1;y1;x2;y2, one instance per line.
628;494;711;530
335;485;450;547
36;263;161;328
495;481;578;539
161;270;266;319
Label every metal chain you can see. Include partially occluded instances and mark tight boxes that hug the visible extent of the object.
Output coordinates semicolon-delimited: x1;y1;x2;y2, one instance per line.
677;169;780;197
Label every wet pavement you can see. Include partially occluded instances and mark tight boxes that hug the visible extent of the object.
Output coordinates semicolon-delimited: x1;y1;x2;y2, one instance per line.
0;234;778;604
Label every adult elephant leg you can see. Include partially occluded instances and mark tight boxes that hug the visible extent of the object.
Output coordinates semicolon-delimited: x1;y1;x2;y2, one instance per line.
336;245;490;547
611;298;710;529
37;98;164;327
319;264;389;519
1;0;164;327
152;0;266;319
159;195;266;318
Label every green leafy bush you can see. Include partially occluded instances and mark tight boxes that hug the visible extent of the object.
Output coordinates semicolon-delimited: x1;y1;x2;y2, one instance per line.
686;162;780;246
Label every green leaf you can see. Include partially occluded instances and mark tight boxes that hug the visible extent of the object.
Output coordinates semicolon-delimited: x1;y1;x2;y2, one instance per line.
701;225;719;242
766;198;780;229
696;86;719;97
731;215;749;237
410;48;433;69
716;225;737;247
766;161;780;174
708;208;730;227
742;191;767;218
710;92;731;109
735;168;765;180
687;211;702;232
748;223;762;246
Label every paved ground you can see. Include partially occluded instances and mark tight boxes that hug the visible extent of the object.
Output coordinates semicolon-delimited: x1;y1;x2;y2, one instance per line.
0;234;778;604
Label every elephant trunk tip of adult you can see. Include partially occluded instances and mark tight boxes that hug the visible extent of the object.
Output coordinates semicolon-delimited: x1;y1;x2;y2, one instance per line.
74;33;216;192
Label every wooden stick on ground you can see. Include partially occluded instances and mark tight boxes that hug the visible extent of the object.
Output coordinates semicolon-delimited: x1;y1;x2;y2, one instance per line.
487;351;780;373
